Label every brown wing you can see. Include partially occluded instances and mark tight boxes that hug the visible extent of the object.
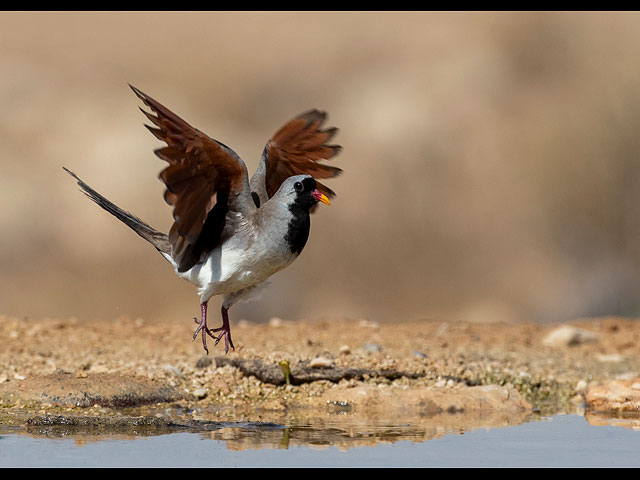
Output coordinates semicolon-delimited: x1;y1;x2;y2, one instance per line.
130;84;248;272
264;109;342;199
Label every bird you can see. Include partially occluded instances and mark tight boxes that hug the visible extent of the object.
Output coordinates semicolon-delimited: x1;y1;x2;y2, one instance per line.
64;84;342;354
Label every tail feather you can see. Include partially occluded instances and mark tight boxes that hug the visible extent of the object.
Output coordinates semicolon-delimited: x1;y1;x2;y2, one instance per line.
63;167;171;256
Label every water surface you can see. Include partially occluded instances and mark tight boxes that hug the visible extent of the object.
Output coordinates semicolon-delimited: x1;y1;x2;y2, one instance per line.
1;413;638;467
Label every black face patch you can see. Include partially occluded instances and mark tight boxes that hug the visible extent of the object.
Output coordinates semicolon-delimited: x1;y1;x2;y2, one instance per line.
299;176;317;193
291;177;318;210
284;177;318;255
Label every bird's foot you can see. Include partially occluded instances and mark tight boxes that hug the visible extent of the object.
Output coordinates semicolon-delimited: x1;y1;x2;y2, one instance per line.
191;303;234;354
192;316;216;355
211;325;235;354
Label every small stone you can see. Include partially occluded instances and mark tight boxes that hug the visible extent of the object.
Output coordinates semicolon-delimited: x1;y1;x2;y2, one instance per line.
338;345;351;355
361;342;383;354
542;325;599;348
269;317;285;327
435;323;449;337
193;388;207;399
163;365;185;378
309;357;333;368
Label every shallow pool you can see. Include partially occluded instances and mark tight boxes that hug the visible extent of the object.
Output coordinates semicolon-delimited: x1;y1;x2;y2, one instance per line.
1;413;639;467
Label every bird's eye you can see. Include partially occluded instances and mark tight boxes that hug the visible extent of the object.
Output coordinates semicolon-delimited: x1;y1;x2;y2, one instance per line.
294;181;303;192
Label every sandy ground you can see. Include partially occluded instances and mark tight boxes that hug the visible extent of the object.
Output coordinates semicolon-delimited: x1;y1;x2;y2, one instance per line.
1;314;639;433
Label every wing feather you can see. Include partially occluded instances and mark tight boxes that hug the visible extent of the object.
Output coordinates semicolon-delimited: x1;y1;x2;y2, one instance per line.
261;109;342;200
130;84;249;272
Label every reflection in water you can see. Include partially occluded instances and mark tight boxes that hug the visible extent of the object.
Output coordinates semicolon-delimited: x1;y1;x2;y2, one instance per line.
3;403;533;451
3;404;639;453
585;411;640;432
202;409;532;451
2;413;639;467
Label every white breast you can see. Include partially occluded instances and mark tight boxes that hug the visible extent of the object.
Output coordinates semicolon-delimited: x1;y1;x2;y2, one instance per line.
163;228;296;303
162;195;302;303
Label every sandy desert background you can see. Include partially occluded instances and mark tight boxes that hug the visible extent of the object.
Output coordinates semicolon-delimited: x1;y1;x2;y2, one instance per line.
3;12;640;327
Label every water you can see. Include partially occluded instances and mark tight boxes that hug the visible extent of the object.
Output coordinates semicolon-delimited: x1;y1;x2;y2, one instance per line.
1;414;639;467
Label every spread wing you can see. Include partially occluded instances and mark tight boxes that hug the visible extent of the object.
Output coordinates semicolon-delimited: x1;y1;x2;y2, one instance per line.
250;109;342;206
130;84;250;272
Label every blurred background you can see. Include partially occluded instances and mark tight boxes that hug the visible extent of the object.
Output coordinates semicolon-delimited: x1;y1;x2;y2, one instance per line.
3;11;640;326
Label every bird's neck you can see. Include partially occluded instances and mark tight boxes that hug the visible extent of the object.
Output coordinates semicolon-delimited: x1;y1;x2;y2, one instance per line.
284;204;311;255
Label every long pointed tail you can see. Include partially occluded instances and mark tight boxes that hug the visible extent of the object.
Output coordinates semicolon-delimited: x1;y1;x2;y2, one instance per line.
63;167;171;255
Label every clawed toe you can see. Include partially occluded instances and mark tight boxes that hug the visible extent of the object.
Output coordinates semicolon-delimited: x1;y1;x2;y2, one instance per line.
211;326;235;354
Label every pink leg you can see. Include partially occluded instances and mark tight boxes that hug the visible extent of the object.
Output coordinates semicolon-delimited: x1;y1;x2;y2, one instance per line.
211;306;235;354
192;301;216;354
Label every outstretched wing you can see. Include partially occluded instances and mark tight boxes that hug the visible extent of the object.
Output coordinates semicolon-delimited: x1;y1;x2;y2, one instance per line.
130;85;250;272
250;109;342;207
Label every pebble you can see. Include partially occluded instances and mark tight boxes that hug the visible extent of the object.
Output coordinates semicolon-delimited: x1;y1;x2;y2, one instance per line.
542;325;599;348
269;317;284;327
193;388;207;399
339;345;351;355
163;365;185;378
309;357;334;368
361;342;383;354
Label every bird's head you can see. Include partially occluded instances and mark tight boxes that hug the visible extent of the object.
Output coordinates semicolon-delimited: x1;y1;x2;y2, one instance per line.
283;175;330;211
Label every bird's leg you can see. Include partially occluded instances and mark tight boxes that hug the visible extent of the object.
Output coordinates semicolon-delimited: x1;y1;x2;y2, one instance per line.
192;301;216;354
212;305;235;354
